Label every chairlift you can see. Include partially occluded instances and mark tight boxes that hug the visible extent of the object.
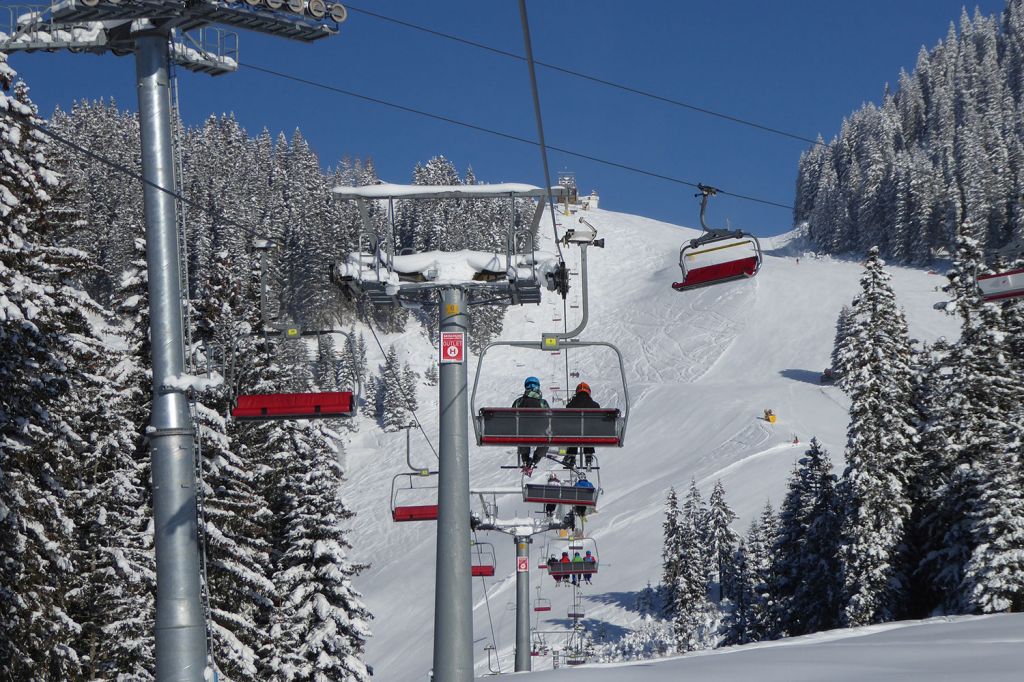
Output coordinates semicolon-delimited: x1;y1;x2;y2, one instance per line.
472;343;628;447
232;240;361;421
472;541;496;577
977;267;1024;302
523;469;599;508
390;471;439;522
534;597;552;613
390;426;439;521
568;592;585;619
548;536;599;577
531;630;550;656
672;184;762;292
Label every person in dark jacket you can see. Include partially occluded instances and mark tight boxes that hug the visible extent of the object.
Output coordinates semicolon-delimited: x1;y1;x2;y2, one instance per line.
514;376;549;473
563;382;599;469
547;554;562;584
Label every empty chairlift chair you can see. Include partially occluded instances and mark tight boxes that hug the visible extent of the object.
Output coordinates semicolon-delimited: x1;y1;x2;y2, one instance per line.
672;184;762;292
471;541;496;577
231;391;355;421
977;267;1024;302
533;597;552;613
390;471;439;522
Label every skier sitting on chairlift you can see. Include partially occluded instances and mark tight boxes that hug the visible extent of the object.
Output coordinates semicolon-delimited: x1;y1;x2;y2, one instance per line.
583;550;595;584
548;554;562;584
573;475;595;518
514;376;549;475
563;382;600;470
544;472;561;517
571;552;584;586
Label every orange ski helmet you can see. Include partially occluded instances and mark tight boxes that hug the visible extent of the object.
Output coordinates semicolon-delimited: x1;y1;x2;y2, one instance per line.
575;382;591;395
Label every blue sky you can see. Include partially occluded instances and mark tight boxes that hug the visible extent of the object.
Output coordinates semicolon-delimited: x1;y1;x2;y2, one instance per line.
7;0;1010;236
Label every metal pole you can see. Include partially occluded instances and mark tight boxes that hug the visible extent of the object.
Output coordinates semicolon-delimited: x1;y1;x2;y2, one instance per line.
433;287;472;682
135;31;209;681
515;536;531;672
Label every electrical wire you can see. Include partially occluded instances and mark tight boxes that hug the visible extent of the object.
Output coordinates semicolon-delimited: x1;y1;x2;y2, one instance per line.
517;0;564;263
238;62;794;211
344;3;822;147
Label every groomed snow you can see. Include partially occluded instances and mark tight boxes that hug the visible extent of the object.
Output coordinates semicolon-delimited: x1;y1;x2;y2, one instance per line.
336;205;961;680
517;614;1024;681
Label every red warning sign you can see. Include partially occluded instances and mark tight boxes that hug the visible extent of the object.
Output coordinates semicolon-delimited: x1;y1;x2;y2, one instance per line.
440;331;464;364
517;556;529;573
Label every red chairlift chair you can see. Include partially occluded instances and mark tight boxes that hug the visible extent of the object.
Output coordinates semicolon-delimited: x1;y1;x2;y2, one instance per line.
390;471;439;522
471;541;496;577
977;267;1024;302
231;391;354;421
672;184;763;292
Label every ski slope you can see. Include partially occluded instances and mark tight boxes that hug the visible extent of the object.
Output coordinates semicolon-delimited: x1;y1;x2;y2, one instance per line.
337;206;961;680
523;614;1024;681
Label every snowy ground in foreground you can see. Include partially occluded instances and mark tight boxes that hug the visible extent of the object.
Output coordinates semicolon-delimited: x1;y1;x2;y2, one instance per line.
335;205;961;680
513;614;1024;681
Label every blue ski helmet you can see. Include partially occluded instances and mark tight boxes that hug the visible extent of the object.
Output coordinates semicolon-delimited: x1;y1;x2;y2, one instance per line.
524;376;541;389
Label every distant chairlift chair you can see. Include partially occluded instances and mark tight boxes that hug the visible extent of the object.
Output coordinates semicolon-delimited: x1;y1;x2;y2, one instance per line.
390;471;439;522
672;183;762;291
472;541;496;577
977;267;1024;302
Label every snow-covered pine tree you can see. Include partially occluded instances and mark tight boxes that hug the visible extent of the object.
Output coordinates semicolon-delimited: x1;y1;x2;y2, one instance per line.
771;438;842;637
930;238;1024;613
669;481;715;652
314;333;340;391
424;361;439;387
660;487;682;618
0;53;103;677
269;422;372;681
68;237;156;680
193;249;276;680
377;346;409;432
682;479;712;581
919;236;1022;614
719;540;751;646
829;303;857;388
705;480;738;602
838;247;918;626
71;364;156;681
401;362;419;413
747;502;779;641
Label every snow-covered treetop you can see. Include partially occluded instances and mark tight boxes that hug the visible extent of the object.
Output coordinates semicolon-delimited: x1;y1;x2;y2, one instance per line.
332;182;565;199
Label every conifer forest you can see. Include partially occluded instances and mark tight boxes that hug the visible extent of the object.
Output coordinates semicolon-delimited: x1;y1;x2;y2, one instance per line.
3;1;1024;680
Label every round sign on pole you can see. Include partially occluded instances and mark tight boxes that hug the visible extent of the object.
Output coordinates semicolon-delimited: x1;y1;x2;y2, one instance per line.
517;556;529;573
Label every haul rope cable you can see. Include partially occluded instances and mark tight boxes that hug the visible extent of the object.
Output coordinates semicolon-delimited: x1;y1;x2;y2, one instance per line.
473;530;503;674
518;0;564;263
